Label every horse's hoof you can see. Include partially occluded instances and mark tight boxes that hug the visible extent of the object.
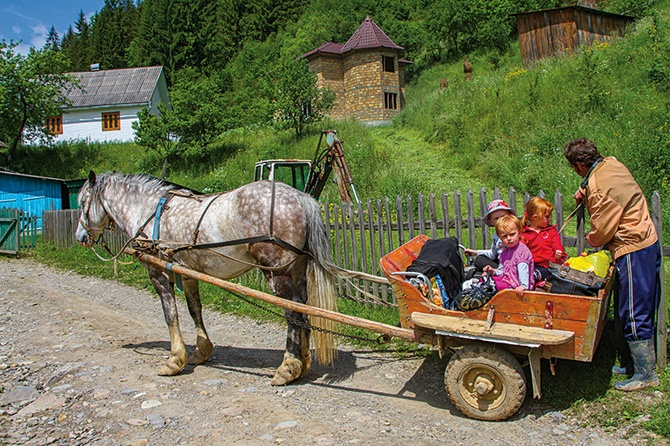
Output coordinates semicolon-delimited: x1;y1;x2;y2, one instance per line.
158;357;185;376
271;356;302;386
188;339;213;365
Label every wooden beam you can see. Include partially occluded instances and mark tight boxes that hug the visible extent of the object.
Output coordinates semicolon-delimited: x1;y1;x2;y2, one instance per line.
125;248;417;342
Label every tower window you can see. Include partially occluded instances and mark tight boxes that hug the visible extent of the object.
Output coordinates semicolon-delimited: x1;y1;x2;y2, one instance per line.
384;92;397;110
382;55;395;73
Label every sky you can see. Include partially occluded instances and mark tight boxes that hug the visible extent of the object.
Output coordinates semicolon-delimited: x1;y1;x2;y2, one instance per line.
0;1;106;54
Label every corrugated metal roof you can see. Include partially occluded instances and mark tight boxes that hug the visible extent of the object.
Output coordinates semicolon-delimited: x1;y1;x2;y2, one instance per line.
65;66;164;109
341;17;403;53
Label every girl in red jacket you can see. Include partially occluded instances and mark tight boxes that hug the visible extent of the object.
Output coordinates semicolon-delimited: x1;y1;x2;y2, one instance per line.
521;197;568;282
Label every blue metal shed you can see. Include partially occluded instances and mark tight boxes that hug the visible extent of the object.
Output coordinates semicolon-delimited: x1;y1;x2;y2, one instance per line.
0;171;68;230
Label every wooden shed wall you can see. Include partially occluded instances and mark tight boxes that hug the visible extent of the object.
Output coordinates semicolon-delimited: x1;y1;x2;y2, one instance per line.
517;9;579;64
574;9;630;46
516;8;633;65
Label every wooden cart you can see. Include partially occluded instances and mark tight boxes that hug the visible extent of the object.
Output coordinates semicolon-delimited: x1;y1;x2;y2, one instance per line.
379;234;615;421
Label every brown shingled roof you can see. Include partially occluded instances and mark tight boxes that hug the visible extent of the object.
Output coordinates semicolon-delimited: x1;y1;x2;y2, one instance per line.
301;42;345;59
302;16;403;60
341;16;403;53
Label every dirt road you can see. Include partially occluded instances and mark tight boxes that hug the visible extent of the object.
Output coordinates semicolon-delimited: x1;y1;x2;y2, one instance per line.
0;259;659;445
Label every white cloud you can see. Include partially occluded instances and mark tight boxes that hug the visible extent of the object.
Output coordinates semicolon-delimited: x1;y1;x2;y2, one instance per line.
29;24;48;50
12;25;21;36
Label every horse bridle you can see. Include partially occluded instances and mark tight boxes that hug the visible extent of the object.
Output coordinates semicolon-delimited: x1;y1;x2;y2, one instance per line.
79;185;115;245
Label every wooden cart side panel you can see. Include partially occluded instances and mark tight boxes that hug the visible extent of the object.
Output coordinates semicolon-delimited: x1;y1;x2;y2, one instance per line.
381;235;611;362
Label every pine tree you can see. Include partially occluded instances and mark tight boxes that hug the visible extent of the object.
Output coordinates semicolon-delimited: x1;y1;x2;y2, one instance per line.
44;26;61;51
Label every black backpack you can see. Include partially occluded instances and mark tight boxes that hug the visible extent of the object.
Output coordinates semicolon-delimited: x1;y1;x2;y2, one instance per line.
406;237;465;300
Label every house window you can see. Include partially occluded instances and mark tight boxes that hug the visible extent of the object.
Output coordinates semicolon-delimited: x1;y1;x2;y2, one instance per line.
102;112;121;131
45;115;63;134
384;92;397;110
382;55;395;73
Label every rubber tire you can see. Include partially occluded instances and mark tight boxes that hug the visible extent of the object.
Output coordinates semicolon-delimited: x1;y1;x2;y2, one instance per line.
444;344;526;421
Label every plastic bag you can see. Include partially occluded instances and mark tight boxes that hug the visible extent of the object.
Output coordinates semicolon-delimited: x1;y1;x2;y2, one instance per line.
564;251;610;278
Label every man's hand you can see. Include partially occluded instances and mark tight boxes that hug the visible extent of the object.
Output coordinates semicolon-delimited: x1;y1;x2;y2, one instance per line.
514;286;525;297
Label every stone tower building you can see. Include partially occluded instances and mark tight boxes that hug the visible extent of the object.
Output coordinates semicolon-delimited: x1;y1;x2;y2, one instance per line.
302;17;411;126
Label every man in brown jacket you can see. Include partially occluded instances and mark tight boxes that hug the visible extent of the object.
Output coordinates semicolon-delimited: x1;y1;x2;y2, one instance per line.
564;138;661;391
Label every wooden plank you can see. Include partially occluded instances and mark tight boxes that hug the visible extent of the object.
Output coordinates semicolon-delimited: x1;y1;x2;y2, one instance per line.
407;195;415;239
411;312;574;346
429;193;437;239
384;197;392;254
479;188;488;249
128;248;417;341
454;191;462;242
367;200;379;299
467;190;476;249
395;196;404;246
653;192;667;368
417;192;425;235
441;192;450;238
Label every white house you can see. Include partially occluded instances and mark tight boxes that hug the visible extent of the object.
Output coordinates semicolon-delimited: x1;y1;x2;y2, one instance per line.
46;66;170;143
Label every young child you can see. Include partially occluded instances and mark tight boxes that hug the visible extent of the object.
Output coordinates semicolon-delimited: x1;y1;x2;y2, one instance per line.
521;197;568;281
464;199;515;276
483;214;534;297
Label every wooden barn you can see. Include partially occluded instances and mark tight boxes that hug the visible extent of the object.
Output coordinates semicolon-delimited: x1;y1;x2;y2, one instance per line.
513;5;635;65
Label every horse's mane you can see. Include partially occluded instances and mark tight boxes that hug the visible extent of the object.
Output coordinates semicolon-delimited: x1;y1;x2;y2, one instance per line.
94;172;179;193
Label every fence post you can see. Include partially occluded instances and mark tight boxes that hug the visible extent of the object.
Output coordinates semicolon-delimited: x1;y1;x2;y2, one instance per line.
479;188;488;249
441;192;450;238
454;191;462;244
652;192;667;368
466;190;476;249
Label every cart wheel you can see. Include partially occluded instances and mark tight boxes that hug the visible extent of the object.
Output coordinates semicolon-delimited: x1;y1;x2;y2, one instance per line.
444;344;526;421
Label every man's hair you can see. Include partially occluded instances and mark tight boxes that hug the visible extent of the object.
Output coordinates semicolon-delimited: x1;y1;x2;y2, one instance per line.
564;138;603;166
495;214;522;236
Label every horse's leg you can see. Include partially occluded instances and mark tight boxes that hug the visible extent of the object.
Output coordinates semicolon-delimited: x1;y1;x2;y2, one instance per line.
147;265;189;376
181;278;213;365
265;272;311;386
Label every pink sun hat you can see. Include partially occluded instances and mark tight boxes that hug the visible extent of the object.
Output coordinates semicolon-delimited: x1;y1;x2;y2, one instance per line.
484;199;515;225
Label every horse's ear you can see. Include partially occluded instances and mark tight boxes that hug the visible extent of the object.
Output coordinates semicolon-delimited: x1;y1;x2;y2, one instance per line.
88;171;96;185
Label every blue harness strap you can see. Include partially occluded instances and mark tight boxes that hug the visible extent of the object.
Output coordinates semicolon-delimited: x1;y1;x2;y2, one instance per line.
153;197;168;240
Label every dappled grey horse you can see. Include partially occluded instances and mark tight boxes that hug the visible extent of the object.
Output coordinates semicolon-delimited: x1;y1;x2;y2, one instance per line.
75;171;338;385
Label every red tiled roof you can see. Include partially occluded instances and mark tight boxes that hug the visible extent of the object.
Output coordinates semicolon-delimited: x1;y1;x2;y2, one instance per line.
341;16;403;53
302;16;403;60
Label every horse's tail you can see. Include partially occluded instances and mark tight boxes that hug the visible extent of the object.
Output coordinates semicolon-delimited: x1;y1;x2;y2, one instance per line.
299;194;338;365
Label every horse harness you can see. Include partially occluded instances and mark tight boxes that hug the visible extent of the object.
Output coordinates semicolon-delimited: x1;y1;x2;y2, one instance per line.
132;181;310;262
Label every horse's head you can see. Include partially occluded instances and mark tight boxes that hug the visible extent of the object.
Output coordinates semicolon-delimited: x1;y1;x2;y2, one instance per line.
75;171;111;247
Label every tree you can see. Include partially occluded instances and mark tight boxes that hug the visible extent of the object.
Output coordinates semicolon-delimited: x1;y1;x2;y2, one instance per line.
132;68;236;173
91;0;139;69
0;42;77;167
44;26;61;51
268;58;334;136
132;103;180;177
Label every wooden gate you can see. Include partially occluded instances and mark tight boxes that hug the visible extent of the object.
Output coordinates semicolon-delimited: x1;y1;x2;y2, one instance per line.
0;208;20;255
0;208;38;255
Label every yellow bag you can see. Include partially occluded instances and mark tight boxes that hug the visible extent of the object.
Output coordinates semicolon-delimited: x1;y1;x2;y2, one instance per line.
564;251;611;278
